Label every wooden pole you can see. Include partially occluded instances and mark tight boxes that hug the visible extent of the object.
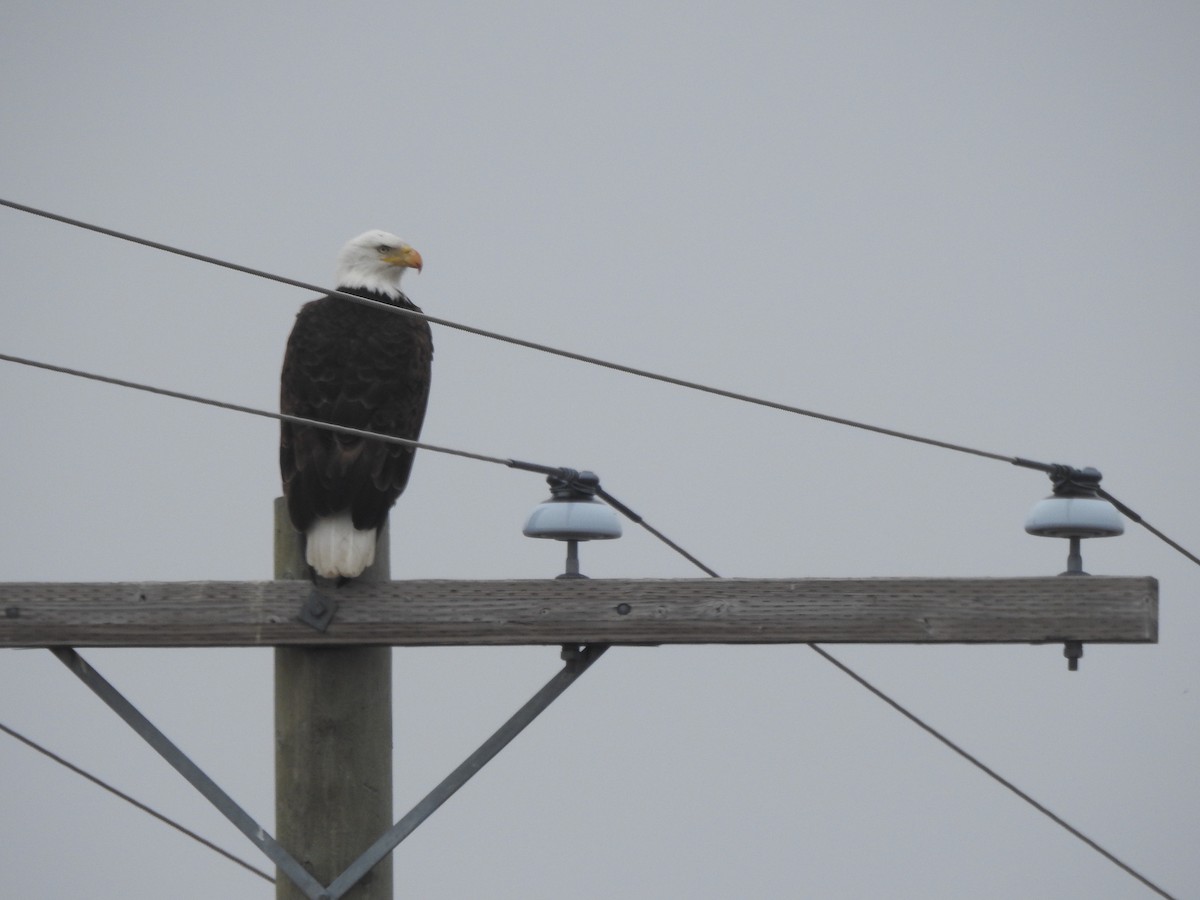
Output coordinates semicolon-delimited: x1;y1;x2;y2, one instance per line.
274;498;393;899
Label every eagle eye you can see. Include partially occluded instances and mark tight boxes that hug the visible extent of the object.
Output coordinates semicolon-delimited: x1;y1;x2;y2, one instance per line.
376;244;392;254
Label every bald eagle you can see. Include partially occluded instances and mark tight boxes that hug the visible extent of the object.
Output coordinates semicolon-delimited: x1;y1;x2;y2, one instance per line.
279;231;433;579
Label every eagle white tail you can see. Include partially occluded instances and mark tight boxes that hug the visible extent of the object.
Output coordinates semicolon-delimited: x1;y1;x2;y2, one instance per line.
305;512;377;579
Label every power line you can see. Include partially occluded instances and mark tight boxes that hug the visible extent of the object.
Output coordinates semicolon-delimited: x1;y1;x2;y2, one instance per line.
671;553;1177;897
2;342;1196;573
1096;486;1200;568
2;197;1194;570
0;366;1176;896
1;197;1185;896
595;486;720;577
0;720;274;885
0;351;707;575
805;646;1177;899
0;197;1022;466
0;351;510;467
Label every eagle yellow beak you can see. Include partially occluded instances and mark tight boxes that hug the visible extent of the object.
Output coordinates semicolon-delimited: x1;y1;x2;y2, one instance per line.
384;245;423;272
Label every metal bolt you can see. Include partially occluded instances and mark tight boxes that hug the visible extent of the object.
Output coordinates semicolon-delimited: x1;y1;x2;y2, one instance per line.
1063;641;1084;671
560;644;583;663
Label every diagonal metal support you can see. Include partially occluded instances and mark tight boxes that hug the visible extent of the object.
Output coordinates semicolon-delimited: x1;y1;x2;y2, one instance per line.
51;643;608;899
50;647;327;899
325;643;608;898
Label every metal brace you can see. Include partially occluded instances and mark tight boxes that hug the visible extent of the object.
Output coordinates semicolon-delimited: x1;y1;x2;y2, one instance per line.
51;642;608;900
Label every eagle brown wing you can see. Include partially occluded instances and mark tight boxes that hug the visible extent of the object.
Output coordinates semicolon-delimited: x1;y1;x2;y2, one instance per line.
280;288;433;533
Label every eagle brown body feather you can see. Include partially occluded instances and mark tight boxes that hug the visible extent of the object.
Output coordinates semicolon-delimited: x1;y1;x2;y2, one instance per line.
279;286;433;538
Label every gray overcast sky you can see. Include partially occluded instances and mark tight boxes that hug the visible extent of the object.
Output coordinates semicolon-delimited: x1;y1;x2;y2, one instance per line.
1;2;1197;897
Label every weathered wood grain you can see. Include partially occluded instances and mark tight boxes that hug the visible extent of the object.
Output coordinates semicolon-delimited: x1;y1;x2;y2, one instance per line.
274;509;392;900
0;577;1157;647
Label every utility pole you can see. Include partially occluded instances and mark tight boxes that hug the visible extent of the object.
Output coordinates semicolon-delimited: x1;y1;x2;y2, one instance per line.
274;498;393;899
0;517;1158;895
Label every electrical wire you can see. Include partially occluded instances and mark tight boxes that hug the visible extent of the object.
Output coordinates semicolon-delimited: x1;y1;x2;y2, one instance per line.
0;721;275;885
0;362;1177;896
595;486;720;577
0;351;509;466
2;200;1195;568
802;647;1177;899
0;197;1023;467
0;351;712;572
2;197;1194;570
1096;487;1200;568
664;550;1178;898
0;201;1185;897
0;199;1188;889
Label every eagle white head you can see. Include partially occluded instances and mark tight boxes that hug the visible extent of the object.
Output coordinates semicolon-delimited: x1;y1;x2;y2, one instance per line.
335;229;423;299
